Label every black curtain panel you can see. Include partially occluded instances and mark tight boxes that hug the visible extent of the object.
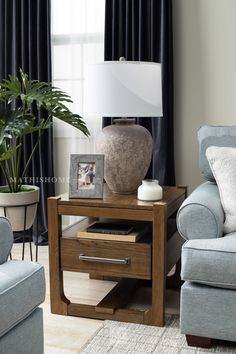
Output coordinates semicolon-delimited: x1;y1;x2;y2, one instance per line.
0;0;54;243
104;0;175;185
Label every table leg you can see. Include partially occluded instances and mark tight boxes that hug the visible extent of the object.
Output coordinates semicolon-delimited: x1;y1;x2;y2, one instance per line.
48;197;69;315
145;202;167;326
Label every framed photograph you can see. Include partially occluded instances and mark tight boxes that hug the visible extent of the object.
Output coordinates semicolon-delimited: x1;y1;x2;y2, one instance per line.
69;154;104;199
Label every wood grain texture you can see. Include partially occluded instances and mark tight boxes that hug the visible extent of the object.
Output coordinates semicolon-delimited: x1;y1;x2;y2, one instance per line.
58;205;153;221
48;197;70;314
60;238;151;279
48;185;186;326
68;303;146;323
145;202;167;326
58;184;185;210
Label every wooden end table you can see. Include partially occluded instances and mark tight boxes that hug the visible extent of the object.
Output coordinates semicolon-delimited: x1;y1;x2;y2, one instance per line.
48;185;186;326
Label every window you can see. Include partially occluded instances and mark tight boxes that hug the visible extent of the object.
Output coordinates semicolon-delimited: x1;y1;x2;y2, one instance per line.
51;0;105;142
51;0;105;196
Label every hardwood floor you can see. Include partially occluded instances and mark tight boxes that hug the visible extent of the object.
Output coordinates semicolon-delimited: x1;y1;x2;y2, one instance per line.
11;242;180;354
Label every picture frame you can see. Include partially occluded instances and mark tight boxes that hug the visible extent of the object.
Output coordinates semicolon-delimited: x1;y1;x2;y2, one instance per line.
69;154;104;199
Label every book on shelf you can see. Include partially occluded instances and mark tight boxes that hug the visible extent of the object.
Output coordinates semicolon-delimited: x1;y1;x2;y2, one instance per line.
77;223;149;242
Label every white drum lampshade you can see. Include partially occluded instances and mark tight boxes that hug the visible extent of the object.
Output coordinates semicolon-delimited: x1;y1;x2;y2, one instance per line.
84;60;163;194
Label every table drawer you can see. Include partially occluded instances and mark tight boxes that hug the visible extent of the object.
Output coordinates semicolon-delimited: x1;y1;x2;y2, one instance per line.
60;238;151;280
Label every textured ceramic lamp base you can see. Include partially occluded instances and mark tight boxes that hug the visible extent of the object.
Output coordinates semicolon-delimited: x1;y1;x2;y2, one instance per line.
96;120;153;194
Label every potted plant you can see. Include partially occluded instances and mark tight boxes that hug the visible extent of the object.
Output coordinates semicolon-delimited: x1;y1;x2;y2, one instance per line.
0;69;89;231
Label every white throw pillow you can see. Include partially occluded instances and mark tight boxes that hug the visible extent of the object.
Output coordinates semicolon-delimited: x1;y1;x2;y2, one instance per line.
206;146;236;233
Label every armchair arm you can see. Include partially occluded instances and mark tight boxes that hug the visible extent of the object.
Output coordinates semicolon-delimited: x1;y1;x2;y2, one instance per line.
177;181;224;240
0;217;13;264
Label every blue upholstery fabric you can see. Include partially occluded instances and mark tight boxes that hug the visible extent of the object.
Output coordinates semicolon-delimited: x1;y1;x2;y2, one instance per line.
0;308;44;354
0;217;13;265
198;125;236;181
0;260;45;337
177;182;224;240
178;125;236;343
181;233;236;289
0;216;45;353
181;282;236;342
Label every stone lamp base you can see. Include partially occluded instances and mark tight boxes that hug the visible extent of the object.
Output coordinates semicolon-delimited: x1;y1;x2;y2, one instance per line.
96;119;153;194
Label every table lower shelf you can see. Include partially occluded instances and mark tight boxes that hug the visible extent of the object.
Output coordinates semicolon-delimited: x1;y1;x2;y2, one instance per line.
67;303;149;324
51;267;181;326
53;276;154;324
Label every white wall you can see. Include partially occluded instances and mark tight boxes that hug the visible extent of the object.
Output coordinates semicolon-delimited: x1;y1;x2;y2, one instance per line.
173;0;236;192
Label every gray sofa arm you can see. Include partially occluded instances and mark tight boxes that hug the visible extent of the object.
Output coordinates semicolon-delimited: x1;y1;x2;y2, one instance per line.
0;217;13;264
177;182;224;240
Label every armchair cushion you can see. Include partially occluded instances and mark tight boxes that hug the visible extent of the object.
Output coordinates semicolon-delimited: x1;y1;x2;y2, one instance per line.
181;282;236;342
181;233;236;289
177;182;224;240
206;146;236;233
0;217;13;265
0;260;45;337
198;125;236;181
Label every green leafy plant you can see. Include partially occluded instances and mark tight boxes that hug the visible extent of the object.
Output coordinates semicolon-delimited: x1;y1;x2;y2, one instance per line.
0;69;89;193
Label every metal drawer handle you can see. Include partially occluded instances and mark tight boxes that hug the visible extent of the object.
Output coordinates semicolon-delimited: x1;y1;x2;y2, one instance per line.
79;254;130;265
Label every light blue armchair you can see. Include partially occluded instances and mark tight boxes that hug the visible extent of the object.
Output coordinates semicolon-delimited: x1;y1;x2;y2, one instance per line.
0;216;45;354
177;126;236;348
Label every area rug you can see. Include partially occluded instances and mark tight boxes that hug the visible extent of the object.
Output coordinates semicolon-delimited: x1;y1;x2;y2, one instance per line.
79;315;236;354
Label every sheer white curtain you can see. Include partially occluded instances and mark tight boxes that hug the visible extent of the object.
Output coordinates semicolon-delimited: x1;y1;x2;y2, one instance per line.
51;0;105;195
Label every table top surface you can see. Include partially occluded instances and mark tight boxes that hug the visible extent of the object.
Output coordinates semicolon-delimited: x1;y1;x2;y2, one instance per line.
53;184;186;211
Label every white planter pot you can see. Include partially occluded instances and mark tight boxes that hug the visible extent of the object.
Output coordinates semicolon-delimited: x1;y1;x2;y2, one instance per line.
0;185;39;232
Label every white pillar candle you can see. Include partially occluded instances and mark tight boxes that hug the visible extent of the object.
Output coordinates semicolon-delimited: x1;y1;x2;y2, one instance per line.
137;179;163;201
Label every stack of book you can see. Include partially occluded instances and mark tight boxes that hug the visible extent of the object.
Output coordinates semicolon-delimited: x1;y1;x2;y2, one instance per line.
77;221;149;242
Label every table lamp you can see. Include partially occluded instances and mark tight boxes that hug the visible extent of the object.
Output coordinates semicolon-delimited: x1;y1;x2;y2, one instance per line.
84;59;163;194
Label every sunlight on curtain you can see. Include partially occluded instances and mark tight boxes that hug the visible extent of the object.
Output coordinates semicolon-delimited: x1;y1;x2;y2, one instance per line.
51;0;105;195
